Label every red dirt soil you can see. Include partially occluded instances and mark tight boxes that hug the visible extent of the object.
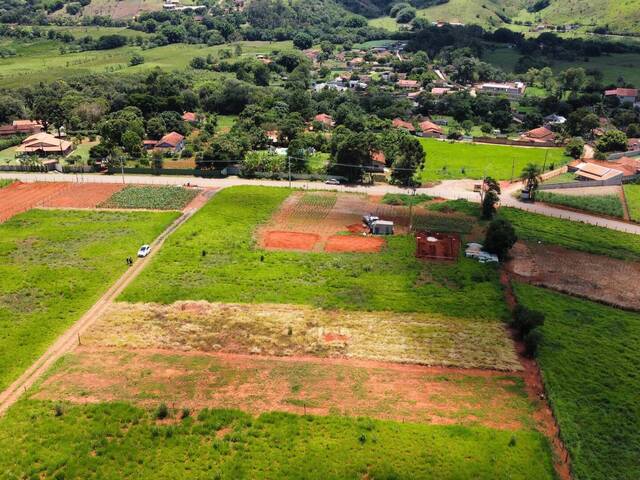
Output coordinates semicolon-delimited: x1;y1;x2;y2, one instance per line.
42;183;125;208
0;182;69;222
263;231;319;251
324;235;385;253
35;347;530;431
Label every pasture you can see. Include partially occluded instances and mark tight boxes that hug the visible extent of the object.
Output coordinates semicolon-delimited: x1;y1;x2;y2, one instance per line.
514;284;640;480
0;40;293;87
0;208;178;391
418;139;570;181
0;401;556;479
120;186;509;319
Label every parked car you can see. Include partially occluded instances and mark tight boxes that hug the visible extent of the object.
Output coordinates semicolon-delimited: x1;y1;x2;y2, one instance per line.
325;178;340;185
137;244;151;257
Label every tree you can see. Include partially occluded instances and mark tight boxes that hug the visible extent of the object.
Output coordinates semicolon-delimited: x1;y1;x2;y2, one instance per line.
481;176;501;219
596;129;628;153
293;32;313;50
190;56;207;70
520;163;542;201
395;6;416;23
390;135;425;187
484;218;517;260
565;138;585;159
511;305;545;339
121;130;143;158
146;116;167;140
329;129;375;183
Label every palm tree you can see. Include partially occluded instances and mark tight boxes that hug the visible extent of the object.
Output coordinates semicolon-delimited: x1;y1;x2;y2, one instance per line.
520;163;542;201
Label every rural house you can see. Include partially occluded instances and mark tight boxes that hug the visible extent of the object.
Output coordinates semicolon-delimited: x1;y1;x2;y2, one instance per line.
604;88;639;105
418;120;444;138
392;118;416;132
478;82;526;99
0;120;44;137
15;132;73;156
397;79;420;90
181;112;199;124
520;126;556;144
314;113;335;128
144;131;185;153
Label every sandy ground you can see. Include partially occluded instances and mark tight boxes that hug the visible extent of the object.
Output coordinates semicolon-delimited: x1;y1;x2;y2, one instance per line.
507;241;640;310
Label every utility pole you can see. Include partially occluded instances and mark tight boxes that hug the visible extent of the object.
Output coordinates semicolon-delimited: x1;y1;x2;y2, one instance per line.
288;154;292;189
408;184;417;231
120;154;125;185
511;158;515;184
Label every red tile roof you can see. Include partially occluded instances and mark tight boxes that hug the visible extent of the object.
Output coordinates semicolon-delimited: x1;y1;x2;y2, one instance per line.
158;131;184;147
397;79;419;88
314;113;334;126
605;88;638;98
419;120;443;134
392;118;415;131
182;112;197;122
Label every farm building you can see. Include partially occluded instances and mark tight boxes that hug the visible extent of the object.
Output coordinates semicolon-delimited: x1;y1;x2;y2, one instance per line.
570;162;624;181
415;231;460;260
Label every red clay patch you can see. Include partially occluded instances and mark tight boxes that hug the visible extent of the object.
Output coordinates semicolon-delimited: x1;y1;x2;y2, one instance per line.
42;183;125;208
263;231;319;251
324;235;385;253
0;182;69;222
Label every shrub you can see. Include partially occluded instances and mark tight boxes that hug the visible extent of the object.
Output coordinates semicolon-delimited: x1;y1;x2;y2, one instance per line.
484;218;517;260
54;403;64;417
511;305;545;339
155;403;169;420
181;408;191;419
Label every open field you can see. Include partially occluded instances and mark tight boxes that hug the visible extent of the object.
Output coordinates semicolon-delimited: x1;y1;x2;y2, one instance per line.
484;46;640;86
514;284;640;480
0;181;71;222
34;348;529;427
536;190;624;218
98;185;199;210
41;183;125;208
0;208;178;391
507;241;640;310
0;400;556;480
83;301;521;370
35;25;153;39
120;187;509;319
419;139;570;182
499;207;640;261
623;184;640;222
0;40;293;87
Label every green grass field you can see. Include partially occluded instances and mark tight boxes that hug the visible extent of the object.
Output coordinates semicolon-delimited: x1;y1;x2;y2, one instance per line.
419;138;570;181
0;401;556;479
536;191;624;218
99;186;199;210
24;25;153;39
120;186;508;319
499;207;640;260
623;184;640;222
0;179;15;189
0;40;293;88
514;284;640;480
0;209;178;390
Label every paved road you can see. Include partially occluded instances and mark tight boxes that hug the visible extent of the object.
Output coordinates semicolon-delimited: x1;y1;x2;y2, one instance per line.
0;195;209;416
2;171;640;234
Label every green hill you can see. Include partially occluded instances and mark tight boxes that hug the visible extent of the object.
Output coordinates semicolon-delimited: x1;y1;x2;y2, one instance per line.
374;0;640;34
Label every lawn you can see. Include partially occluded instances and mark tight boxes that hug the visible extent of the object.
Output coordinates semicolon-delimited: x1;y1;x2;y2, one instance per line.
419;138;570;181
69;141;98;163
499;207;640;260
0;209;178;390
0;401;556;479
382;193;434;206
0;179;15;189
120;186;509;319
0;146;18;163
542;172;577;185
514;284;640;480
623;184;640;222
536;191;624;218
99;185;199;210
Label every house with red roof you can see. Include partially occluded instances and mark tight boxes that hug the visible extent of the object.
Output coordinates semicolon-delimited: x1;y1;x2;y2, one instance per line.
519;126;556;144
397;79;420;90
0;120;44;137
144;131;185;153
15;132;73;156
604;88;638;105
182;112;199;124
418;120;443;138
392;118;416;132
314;113;335;128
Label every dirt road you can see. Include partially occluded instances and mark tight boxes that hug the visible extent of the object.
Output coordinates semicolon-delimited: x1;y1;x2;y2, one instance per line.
0;191;215;416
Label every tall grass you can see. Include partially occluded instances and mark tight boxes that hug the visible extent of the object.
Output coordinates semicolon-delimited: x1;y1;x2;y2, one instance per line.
536;191;624;218
514;284;640;480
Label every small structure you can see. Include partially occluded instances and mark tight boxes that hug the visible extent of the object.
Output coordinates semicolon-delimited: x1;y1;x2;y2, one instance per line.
371;220;394;235
397;79;420;90
415;231;460;261
314;113;335;128
464;242;499;263
571;162;624;182
392;118;416;133
604;88;638;105
182;112;199;124
145;131;185;153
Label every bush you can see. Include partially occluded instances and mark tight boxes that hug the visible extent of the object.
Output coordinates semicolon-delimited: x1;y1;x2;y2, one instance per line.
129;54;145;66
54;403;64;417
523;329;542;357
484;218;517;260
396;6;416;23
181;408;191;420
511;305;545;339
155;403;169;420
